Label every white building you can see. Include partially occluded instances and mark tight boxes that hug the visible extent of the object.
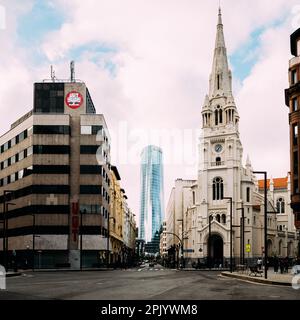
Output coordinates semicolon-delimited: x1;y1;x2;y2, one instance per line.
166;8;299;267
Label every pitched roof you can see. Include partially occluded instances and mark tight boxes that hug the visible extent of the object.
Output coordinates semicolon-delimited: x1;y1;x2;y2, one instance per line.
258;177;288;190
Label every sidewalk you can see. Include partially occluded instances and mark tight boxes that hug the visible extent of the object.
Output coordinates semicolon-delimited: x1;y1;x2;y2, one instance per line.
221;269;296;286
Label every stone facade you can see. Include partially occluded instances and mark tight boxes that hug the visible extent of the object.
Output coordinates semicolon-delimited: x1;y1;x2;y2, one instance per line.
166;8;299;267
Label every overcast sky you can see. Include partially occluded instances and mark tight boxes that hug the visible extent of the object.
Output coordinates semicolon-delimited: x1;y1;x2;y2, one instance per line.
0;0;299;226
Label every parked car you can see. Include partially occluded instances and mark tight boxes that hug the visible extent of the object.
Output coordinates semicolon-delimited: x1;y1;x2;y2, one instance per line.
149;262;155;267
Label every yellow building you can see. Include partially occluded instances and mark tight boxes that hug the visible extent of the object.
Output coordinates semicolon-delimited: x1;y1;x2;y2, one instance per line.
109;166;124;265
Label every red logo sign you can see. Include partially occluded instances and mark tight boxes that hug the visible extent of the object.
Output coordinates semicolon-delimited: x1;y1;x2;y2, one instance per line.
66;91;83;109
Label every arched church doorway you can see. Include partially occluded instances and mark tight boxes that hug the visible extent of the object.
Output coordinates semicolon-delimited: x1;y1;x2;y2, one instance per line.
208;234;224;267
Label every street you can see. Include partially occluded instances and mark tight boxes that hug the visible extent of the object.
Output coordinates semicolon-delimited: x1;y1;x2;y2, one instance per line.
0;266;299;300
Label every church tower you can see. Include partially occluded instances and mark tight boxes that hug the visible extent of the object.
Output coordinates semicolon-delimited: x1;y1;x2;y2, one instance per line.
197;8;247;265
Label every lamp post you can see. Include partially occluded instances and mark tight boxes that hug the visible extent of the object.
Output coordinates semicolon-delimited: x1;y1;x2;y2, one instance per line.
208;215;212;269
223;197;233;273
177;219;184;268
80;210;83;270
236;204;245;265
253;171;268;279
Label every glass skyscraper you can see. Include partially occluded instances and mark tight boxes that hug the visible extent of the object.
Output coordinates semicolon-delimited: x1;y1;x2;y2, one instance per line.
139;145;164;252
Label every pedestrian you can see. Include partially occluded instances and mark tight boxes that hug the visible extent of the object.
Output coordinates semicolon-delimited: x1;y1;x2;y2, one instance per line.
257;257;262;270
279;258;284;274
284;256;289;273
273;256;279;274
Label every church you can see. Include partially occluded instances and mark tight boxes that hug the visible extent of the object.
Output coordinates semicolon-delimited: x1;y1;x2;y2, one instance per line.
165;8;299;267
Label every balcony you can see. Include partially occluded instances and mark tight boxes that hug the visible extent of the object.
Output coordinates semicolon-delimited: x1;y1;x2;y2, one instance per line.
289;56;300;68
211;161;224;167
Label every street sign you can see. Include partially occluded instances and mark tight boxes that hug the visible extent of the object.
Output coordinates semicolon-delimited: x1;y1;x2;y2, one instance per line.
246;244;251;253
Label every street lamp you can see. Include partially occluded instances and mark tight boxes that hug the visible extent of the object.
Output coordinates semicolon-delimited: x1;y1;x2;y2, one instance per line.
80;209;84;270
223;197;233;273
208;215;212;269
253;171;268;279
236;204;245;265
177;219;184;268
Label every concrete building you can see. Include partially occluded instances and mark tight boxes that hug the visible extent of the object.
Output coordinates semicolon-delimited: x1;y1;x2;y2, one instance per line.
159;221;167;257
109;165;124;265
122;196;137;266
166;8;299;267
257;176;297;257
285;27;300;234
0;71;112;269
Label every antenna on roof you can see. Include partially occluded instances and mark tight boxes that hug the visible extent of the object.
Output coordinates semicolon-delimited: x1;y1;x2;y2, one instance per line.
50;65;56;82
70;60;75;82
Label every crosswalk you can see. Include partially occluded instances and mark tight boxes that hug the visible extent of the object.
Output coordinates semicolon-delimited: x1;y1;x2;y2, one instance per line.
124;267;165;272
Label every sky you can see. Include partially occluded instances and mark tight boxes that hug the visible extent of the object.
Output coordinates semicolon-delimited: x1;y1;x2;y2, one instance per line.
0;0;300;227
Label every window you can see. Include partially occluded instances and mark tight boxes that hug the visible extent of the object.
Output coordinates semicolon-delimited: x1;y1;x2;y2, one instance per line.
292;98;298;112
18;150;24;161
11;155;16;165
215;109;218;126
92;126;102;135
294;179;299;194
18;169;24;180
34;82;65;113
221;214;226;224
293;124;298;145
27;146;33;156
253;215;256;225
80;165;102;174
276;197;285;214
80;125;103;135
216;214;220;223
80;185;102;194
212;177;224;200
28;126;33;136
192;191;195;205
246;187;250;202
293;151;298;174
292;69;297;85
217;74;220;90
33;125;70;135
216;157;221;165
11;137;16;147
81;125;92;135
33;165;70;174
33;145;70;154
80;204;101;214
80;145;99;154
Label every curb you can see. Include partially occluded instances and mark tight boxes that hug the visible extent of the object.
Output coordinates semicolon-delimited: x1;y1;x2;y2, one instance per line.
6;272;22;278
221;272;292;286
21;268;116;273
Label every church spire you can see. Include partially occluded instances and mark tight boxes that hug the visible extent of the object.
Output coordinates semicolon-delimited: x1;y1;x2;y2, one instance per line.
209;7;232;98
